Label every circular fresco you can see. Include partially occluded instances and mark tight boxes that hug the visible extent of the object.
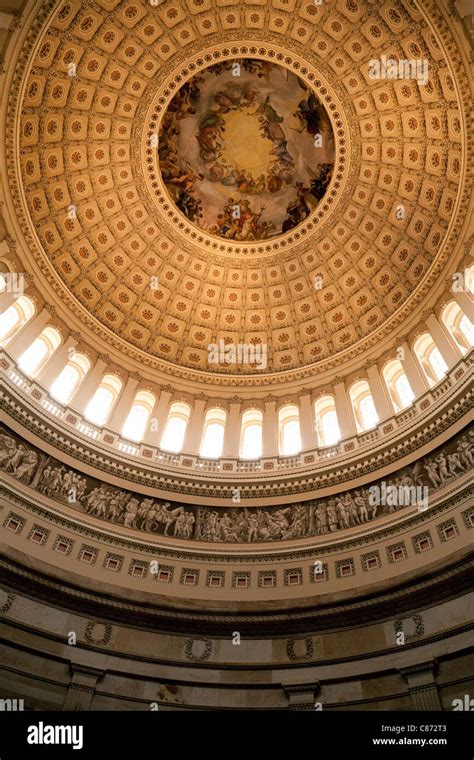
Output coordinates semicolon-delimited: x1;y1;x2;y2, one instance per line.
158;59;335;241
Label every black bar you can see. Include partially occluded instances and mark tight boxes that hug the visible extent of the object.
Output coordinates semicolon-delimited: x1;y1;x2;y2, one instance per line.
0;711;472;758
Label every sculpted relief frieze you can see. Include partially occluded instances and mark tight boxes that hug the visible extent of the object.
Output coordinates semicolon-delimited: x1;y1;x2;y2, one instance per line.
1;425;472;545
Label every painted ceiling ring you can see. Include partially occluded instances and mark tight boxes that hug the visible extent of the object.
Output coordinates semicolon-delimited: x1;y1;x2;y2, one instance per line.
143;49;347;256
153;58;336;243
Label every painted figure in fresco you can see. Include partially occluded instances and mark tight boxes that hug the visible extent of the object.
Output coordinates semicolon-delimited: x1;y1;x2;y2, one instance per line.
123;497;140;528
247;512;259;542
354;491;369;523
4;443;26;474
293;92;323;135
167;76;201;119
0;432;17;467
457;431;473;467
447;452;463;476
281;163;333;232
214;198;272;241
153;502;185;535
326;501;338;532
142;501;163;532
135;497;155;529
13;450;38;483
424;460;442;488
158;60;326;239
335;498;350;530
435;453;449;484
106;493;123;523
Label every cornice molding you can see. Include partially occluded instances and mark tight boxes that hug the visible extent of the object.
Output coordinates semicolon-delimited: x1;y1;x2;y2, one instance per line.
0;552;472;637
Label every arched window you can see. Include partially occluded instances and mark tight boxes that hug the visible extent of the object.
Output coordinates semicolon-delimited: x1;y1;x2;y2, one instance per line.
160;402;191;453
314;395;340;446
0;296;35;344
413;333;448;386
441;302;474;353
50;353;91;405
17;326;61;377
200;408;226;459
349;380;378;433
278;404;301;456
240;409;263;459
460;315;474;345
84;374;122;426
382;360;415;412
121;390;156;442
464;264;474;294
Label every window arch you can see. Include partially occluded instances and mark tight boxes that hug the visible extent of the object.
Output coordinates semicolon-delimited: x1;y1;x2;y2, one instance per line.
413;333;448;386
349;380;378;433
50;353;91;405
200;408;226;459
460;314;474;346
0;296;35;344
382;360;415;412
17;326;61;377
278;404;301;456
464;264;474;294
160;402;191;453
441;302;474;353
84;374;122;426
240;408;263;459
121;390;156;442
314;395;341;446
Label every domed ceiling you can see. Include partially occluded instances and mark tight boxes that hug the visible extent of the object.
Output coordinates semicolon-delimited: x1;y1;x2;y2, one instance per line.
158;58;335;239
5;0;469;378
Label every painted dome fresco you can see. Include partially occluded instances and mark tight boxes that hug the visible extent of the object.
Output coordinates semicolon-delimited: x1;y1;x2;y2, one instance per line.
158;59;335;240
6;0;470;379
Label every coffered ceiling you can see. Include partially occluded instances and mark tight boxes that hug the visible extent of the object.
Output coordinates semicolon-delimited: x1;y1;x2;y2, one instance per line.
3;0;471;382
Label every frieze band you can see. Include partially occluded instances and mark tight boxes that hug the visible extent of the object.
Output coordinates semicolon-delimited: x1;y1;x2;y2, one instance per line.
1;424;472;545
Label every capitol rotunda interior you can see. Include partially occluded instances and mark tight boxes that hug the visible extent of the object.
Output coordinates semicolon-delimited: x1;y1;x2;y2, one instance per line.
0;0;473;717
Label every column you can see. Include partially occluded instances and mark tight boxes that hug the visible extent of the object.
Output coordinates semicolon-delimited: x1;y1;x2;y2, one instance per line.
399;340;430;397
71;353;109;414
181;395;207;454
0;271;33;312
62;664;104;711
222;396;242;457
298;390;316;451
0;278;18;312
36;331;80;388
6;305;52;359
262;395;278;457
0;288;16;312
366;363;394;421
400;660;442;711
0;11;15;34
426;313;461;367
284;683;321;711
147;385;173;446
452;288;474;323
108;373;141;432
334;380;357;438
